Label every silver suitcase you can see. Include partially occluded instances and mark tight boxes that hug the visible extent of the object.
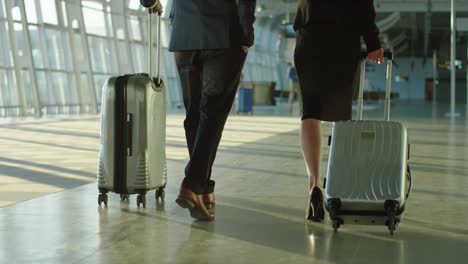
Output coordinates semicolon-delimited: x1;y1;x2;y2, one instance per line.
97;12;167;208
325;52;412;235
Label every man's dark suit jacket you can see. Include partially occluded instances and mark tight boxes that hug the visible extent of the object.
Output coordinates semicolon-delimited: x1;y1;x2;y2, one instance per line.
169;0;256;51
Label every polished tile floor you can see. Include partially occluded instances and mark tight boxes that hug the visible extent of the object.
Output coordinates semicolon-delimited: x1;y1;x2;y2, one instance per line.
1;102;468;264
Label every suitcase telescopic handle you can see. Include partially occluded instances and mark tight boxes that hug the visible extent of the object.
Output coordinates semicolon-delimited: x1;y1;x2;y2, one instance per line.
146;8;162;85
356;51;393;122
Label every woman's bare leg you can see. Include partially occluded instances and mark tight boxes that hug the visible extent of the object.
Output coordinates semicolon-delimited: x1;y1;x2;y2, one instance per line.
301;118;322;190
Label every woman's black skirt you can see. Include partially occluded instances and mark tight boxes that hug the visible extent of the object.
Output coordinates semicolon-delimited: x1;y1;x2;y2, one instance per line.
294;30;360;122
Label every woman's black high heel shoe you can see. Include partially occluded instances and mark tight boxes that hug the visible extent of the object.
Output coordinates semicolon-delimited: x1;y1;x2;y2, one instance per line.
307;186;325;222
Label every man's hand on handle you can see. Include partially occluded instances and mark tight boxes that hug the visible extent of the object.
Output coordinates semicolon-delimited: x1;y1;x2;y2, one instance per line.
148;0;163;15
368;48;384;64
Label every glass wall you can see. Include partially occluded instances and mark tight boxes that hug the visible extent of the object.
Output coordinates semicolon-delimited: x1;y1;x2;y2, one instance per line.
243;16;290;94
0;0;285;118
0;1;18;117
0;0;182;117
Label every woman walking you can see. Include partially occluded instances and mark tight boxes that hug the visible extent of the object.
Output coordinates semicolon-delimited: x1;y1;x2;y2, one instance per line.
293;0;384;221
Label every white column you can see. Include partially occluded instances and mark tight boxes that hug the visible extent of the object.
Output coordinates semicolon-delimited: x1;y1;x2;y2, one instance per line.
5;0;27;116
123;0;136;73
449;0;458;117
104;2;122;74
466;34;468;113
35;0;57;114
18;0;42;117
60;0;86;113
433;50;438;105
75;2;99;113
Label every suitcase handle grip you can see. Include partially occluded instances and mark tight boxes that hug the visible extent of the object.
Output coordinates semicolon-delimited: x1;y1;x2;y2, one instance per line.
360;51;393;60
384;51;394;60
126;113;133;156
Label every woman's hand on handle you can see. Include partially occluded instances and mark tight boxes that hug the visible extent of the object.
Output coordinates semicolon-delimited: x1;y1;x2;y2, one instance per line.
368;48;384;64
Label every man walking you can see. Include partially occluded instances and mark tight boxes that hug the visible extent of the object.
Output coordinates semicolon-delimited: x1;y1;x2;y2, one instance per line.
169;0;256;221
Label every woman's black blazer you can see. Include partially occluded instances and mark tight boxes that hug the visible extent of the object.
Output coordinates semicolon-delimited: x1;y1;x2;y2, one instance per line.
293;0;381;57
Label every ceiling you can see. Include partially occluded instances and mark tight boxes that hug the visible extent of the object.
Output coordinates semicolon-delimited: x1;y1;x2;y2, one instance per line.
254;0;468;58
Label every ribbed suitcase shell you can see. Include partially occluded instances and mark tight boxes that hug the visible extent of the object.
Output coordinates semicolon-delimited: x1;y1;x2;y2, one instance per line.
326;120;409;225
97;75;167;194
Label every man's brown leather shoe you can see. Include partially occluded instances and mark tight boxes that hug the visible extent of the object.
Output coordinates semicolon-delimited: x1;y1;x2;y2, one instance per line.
176;188;215;221
202;192;215;209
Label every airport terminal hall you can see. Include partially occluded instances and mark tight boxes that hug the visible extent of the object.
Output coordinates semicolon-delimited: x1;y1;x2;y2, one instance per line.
1;0;468;263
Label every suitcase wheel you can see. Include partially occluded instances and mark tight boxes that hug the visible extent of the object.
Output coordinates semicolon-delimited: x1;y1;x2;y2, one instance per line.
328;198;343;233
332;219;341;233
155;188;165;202
98;193;108;207
385;200;399;235
137;194;147;208
387;212;396;235
120;194;130;202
